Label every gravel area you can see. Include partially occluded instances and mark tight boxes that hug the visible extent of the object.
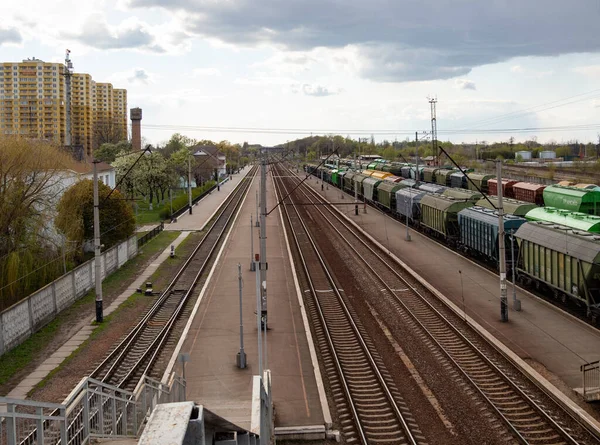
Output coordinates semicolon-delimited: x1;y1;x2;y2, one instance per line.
26;232;203;404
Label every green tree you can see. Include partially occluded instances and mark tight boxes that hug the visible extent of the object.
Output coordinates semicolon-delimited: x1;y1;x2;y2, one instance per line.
555;146;571;158
95;140;132;163
56;179;135;254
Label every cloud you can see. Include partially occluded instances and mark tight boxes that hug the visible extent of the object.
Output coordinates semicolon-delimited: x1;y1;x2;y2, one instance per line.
66;14;164;52
128;69;150;83
292;83;342;97
573;65;600;77
455;79;476;90
0;27;22;45
192;67;221;77
511;65;523;73
127;0;600;82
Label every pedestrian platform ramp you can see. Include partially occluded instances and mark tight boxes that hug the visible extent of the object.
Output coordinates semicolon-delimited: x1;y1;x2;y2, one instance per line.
581;360;600;402
139;401;260;445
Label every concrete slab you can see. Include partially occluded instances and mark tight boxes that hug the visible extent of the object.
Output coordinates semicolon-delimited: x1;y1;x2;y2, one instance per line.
176;169;327;430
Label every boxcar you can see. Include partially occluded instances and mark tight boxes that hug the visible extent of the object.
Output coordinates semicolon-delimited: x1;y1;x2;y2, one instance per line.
515;221;600;320
377;181;404;211
467;173;495;194
435;169;455;187
419;194;473;242
488;179;517;198
458;206;526;268
450;172;468;189
384;175;404;183
343;171;356;193
417;183;447;194
513;182;546;205
362;177;382;202
543;185;600;215
476;196;537;217
369;170;393;181
395;188;426;221
396;178;417;190
443;188;483;202
422;167;439;183
525;207;600;233
352;173;371;197
401;165;412;179
409;166;424;181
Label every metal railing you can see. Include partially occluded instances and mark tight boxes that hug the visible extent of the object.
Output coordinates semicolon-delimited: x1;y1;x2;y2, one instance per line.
0;372;185;445
581;360;600;402
137;222;164;248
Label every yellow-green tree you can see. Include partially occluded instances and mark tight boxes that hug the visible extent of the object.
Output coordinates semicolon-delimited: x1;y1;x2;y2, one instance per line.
0;137;76;308
56;180;135;254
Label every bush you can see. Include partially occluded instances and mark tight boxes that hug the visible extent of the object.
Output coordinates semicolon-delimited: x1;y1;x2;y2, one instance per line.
161;181;216;219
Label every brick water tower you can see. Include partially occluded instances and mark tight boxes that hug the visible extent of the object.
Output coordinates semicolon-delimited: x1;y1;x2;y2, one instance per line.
130;107;142;151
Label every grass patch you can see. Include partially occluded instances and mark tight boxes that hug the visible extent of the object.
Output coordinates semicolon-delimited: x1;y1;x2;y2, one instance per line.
0;230;181;388
31;292;148;394
137;231;149;239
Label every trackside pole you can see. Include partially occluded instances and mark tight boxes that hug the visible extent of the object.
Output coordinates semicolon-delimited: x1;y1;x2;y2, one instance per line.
237;264;246;369
497;160;508;322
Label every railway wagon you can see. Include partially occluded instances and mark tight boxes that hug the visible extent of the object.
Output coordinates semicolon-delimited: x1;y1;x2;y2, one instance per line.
515;221;600;321
369;170;393;181
396;178;417;190
409;166;424;181
377;181;404;211
384;175;404;183
450;172;468;189
435;169;455;187
419;194;473;242
330;169;341;187
476;197;537;217
362;177;382;202
467;173;495;194
543;185;600;215
422;167;439;183
382;163;404;176
557;180;575;187
524;207;600;233
458;206;526;268
343;171;356;193
488;179;517;198
352;173;371;197
395;188;426;221
401;165;412;179
513;182;546;205
443;188;483;202
417;183;447;194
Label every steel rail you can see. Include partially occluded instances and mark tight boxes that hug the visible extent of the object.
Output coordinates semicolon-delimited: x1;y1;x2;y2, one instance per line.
274;164;418;445
288;164;585;445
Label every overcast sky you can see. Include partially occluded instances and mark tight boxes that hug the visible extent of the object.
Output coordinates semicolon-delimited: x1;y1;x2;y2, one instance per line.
2;0;600;146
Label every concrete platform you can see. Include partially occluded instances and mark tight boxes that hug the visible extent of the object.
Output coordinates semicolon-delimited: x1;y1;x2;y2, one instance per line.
176;168;327;432
302;173;600;392
165;168;251;232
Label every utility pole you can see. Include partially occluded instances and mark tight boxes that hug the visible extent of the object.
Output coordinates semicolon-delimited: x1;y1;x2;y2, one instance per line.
415;131;419;184
497;160;508;322
188;155;192;214
428;97;438;166
259;149;268;329
354;152;358;215
237;264;246;369
64;49;73;148
255;254;263;378
93;160;103;323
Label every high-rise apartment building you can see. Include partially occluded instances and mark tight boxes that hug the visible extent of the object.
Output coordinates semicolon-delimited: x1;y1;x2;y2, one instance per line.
0;59;66;144
0;57;128;157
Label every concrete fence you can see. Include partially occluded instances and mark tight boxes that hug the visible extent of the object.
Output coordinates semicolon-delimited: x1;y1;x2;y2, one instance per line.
0;235;138;356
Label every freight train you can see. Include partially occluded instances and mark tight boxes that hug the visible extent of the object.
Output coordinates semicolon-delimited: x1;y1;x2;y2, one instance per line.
305;162;600;323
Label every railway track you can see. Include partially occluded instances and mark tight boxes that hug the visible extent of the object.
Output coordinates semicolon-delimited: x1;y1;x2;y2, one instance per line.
91;165;257;391
277;163;600;444
274;167;425;445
